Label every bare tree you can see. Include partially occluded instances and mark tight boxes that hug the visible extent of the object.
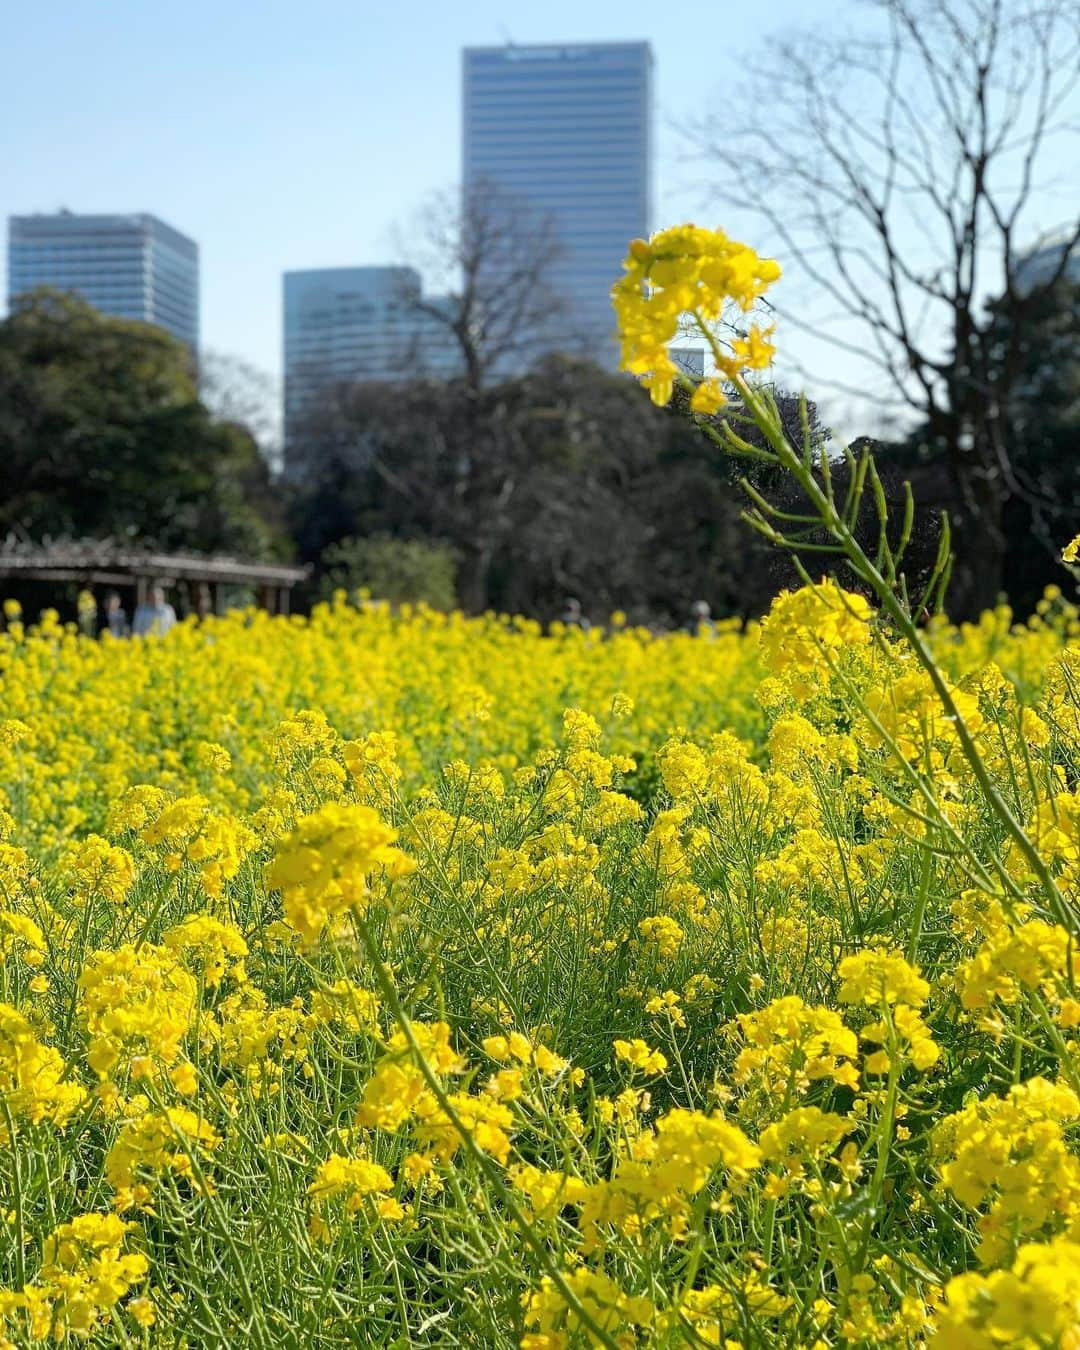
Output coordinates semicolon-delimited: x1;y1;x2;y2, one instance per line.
701;0;1080;616
200;350;282;472
381;178;582;606
396;176;573;394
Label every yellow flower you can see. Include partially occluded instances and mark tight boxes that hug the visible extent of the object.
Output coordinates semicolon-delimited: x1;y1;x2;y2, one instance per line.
162;914;248;988
309;980;380;1032
267;802;414;946
105;1108;219;1210
0;1003;87;1133
734;996;860;1096
0;912;47;969
657;739;710;801
933;1238;1080;1347
167;1060;197;1098
759;580;873;700
689;378;727;414
613;1038;668;1075
523;1269;654;1347
127;1295;156;1328
62;834;137;905
78;943;197;1081
836;950;930;1008
414;1091;515;1165
308;1153;395;1216
725;322;777;374
612;224;781;406
0;1212;153;1341
637;914;685;959
355;1022;464;1132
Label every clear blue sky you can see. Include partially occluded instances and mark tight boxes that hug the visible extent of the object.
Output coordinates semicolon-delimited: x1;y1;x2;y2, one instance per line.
4;0;1074;439
1;0;811;384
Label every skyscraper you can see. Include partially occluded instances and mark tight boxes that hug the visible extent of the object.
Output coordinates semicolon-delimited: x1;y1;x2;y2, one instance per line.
1014;230;1080;292
7;211;199;351
283;266;458;458
463;41;653;365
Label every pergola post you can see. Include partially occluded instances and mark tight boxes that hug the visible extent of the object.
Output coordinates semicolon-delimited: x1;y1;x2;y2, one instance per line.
278;587;291;616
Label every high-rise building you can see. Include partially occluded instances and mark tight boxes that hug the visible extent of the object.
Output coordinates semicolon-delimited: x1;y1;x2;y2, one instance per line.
7;211;199;351
671;347;705;378
1014;229;1080;292
283;266;458;455
463;41;653;366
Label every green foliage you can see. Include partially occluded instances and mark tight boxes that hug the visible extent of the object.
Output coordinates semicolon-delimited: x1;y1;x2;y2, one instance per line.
290;358;814;623
897;276;1080;617
0;290;288;558
317;533;458;609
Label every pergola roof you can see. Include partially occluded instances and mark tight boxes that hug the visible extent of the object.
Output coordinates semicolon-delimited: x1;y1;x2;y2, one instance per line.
0;539;309;588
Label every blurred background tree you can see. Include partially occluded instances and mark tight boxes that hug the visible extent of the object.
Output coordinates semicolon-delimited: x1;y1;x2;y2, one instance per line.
702;0;1080;618
317;534;459;609
0;291;289;558
896;273;1080;616
395;176;573;393
199;349;282;473
287;356;836;624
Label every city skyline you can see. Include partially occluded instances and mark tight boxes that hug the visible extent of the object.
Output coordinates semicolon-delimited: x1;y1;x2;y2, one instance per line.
8;34;664;437
2;0;808;402
3;0;1075;440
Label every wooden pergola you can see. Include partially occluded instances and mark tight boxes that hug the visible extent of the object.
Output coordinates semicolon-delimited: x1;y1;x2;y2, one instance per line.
0;540;310;616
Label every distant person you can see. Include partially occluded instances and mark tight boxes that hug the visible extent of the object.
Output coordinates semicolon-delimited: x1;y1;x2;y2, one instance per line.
195;582;214;621
685;600;716;637
102;591;128;638
132;584;177;637
559;596;591;632
76;589;98;638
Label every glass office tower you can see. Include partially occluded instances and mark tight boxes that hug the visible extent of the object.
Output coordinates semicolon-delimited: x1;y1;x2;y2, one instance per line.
463;41;653;365
1014;231;1080;292
283;266;458;462
8;212;199;351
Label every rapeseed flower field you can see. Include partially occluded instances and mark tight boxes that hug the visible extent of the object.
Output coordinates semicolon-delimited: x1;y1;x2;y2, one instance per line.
1;227;1079;1347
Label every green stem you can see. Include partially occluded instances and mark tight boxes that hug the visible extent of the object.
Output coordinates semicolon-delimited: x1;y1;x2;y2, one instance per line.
343;915;623;1350
907;845;934;964
1;1100;26;1290
157;1104;273;1350
716;364;1073;937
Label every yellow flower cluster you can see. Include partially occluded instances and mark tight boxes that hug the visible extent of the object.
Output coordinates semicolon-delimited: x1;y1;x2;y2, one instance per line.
934;1238;1080;1348
0;1213;150;1342
61;833;136;905
266;801;414;945
307;1152;402;1239
77;942;197;1081
522;1268;655;1350
0;1002;86;1132
759;580;874;700
934;1078;1080;1265
612;224;781;406
105;1106;220;1211
734;995;860;1096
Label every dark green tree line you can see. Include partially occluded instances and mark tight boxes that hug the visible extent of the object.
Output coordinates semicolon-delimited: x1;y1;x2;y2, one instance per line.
0;291;287;558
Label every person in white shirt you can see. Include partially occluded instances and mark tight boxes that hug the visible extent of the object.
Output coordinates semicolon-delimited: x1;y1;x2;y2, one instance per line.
132;584;177;637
